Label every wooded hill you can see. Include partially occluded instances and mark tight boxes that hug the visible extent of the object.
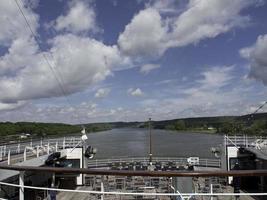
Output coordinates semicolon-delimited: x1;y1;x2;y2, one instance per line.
0;112;267;141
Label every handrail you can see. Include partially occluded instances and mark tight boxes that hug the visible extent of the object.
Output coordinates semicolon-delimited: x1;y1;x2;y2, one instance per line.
1;164;267;177
1;181;267;197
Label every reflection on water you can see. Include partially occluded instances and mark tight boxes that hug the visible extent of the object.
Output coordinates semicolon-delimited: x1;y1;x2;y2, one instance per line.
87;128;223;159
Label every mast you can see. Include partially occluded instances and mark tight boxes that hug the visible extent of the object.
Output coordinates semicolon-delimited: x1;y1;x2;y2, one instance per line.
149;118;152;164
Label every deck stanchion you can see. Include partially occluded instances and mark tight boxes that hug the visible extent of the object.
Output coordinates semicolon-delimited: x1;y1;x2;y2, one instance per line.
36;146;39;157
47;141;50;155
24;148;26;161
4;145;6;156
210;184;213;200
19;171;24;200
101;176;104;200
0;146;2;161
17;143;20;154
8;150;10;165
63;137;65;149
56;142;58;152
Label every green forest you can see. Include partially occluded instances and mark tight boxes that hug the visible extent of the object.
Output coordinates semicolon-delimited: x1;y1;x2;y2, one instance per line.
0;112;267;143
151;113;267;135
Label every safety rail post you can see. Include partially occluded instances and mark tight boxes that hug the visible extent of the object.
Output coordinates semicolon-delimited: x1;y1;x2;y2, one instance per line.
210;183;213;200
17;143;20;154
47;141;50;155
3;145;6;156
8;150;10;165
36;145;39;157
19;171;24;200
63;137;65;149
4;145;6;156
0;146;2;161
101;175;104;200
24;147;26;161
56;142;58;152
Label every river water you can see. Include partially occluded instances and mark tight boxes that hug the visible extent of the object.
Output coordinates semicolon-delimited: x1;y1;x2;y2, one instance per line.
87;128;223;159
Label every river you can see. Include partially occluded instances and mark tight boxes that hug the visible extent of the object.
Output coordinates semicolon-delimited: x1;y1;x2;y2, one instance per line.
86;128;223;159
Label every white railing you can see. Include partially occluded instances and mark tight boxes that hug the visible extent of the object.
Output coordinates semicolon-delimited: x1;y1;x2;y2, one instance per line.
88;157;221;168
0;136;82;164
225;135;267;148
0;180;267;199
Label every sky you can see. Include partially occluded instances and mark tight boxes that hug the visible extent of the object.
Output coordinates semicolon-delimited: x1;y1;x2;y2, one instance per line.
0;0;267;124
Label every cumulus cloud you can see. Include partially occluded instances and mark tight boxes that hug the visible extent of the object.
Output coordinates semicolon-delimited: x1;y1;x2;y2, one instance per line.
95;88;110;98
118;8;168;59
0;0;131;111
0;34;123;103
0;101;27;112
54;0;98;33
137;66;258;120
240;34;267;85
128;88;144;97
0;66;264;123
140;63;160;74
118;0;256;59
0;1;38;45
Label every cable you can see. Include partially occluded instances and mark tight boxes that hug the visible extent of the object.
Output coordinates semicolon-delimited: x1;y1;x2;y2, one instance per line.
13;0;84;126
247;101;267;122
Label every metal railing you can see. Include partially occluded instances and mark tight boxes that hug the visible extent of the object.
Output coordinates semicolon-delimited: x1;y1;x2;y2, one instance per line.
225;135;267;148
88;157;221;168
1;165;267;199
0;136;82;164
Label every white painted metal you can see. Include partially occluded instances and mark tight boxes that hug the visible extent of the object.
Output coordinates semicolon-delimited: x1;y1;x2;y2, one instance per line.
1;181;267;197
3;146;6;157
56;142;58;152
47;141;50;155
210;184;213;200
36;145;39;157
7;150;10;165
19;171;24;200
23;148;26;161
0;146;2;161
101;176;104;200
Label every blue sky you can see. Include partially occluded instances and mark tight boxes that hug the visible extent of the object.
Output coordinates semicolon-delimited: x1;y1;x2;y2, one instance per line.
0;0;267;123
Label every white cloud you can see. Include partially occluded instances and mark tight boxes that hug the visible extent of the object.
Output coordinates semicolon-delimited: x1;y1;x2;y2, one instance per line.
54;0;98;33
118;0;255;59
128;88;144;97
95;88;110;98
0;65;265;122
0;34;123;103
240;34;267;85
0;101;26;112
118;8;168;59
0;1;39;46
140;63;160;74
